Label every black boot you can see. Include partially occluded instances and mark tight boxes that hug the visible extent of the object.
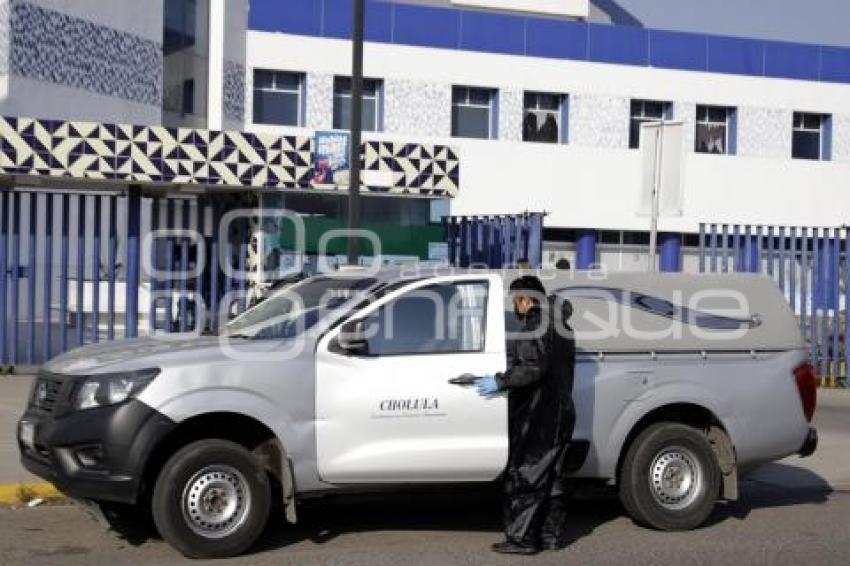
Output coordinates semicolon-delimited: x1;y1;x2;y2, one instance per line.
491;540;541;556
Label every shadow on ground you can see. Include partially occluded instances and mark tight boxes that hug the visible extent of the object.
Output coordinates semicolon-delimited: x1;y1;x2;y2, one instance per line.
708;463;833;525
100;467;833;556
252;485;622;555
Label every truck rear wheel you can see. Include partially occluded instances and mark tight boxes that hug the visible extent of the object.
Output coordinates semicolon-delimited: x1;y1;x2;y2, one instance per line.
152;439;271;558
619;423;720;531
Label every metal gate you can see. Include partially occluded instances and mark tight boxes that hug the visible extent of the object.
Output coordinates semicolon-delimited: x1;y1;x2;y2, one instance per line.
443;213;544;269
0;188;255;369
699;223;847;386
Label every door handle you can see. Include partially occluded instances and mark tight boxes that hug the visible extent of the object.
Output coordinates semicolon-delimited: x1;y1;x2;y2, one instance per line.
448;373;479;386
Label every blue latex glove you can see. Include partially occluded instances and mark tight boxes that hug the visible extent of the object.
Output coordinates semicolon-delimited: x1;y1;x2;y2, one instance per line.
476;375;500;396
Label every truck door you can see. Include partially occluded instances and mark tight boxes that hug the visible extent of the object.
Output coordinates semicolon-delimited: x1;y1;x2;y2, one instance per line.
315;275;508;483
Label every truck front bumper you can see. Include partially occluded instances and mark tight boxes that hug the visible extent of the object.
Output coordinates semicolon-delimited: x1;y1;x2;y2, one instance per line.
18;399;175;505
798;427;818;458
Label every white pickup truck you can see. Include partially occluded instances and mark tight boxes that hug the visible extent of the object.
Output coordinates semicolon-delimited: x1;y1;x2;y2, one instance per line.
18;269;817;558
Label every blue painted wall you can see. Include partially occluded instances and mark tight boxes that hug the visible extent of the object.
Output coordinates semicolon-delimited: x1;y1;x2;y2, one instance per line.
248;0;850;86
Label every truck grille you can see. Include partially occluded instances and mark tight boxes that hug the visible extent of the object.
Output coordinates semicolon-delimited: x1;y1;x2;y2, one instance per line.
30;375;64;413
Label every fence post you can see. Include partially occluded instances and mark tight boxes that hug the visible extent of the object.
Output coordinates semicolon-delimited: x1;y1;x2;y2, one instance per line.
125;186;141;339
91;196;101;343
42;194;53;362
0;191;7;366
76;196;86;347
709;224;718;273
26;193;37;365
59;195;69;354
10;192;19;366
108;196;118;341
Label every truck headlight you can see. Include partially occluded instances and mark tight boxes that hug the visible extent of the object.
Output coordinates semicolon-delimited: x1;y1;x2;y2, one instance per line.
74;368;160;410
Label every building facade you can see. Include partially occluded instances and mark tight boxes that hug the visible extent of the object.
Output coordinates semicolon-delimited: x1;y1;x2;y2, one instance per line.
244;0;850;270
1;0;849;272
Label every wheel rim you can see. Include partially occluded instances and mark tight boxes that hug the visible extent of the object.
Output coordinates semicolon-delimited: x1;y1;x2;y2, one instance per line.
181;465;252;539
648;445;703;511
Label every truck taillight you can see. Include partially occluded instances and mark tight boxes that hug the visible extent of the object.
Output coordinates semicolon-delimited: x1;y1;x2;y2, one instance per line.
793;362;817;423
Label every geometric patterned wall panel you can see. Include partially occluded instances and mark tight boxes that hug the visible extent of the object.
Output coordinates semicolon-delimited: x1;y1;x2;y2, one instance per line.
0;117;460;197
364;141;459;197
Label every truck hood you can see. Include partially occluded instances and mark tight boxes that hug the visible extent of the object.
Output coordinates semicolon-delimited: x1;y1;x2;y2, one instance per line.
44;335;292;375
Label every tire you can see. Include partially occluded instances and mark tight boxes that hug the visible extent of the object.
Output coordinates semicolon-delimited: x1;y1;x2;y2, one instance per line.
619;422;720;531
151;439;271;558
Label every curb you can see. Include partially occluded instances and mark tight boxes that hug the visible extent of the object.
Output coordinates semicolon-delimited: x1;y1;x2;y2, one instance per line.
0;482;64;506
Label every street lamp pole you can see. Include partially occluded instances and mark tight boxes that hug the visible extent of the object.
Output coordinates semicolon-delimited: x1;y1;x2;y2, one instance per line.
347;0;365;265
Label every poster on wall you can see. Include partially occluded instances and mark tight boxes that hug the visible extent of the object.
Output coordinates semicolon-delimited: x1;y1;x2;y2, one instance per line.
311;130;350;187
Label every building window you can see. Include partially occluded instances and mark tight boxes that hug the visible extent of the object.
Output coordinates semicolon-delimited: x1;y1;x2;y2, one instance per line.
792;112;831;161
452;86;497;140
333;77;383;132
695;105;735;155
164;0;198;55
253;70;304;127
629;100;671;149
523;92;567;143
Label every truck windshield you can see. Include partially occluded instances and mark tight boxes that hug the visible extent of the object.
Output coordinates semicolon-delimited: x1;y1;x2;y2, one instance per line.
224;276;379;339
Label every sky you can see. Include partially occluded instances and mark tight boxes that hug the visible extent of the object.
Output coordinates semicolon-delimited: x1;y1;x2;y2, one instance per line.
601;0;850;47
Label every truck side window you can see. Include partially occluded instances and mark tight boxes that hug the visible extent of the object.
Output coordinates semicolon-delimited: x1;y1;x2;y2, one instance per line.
363;282;488;355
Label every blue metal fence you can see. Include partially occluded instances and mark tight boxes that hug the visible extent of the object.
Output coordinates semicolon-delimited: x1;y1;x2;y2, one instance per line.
443;213;544;269
700;223;847;386
0;189;253;368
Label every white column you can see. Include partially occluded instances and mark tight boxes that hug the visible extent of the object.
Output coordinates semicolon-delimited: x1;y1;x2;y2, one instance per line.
207;0;226;130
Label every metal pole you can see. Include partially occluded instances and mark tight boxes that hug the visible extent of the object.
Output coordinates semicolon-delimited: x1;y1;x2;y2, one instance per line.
347;0;365;265
648;122;664;272
125;186;141;338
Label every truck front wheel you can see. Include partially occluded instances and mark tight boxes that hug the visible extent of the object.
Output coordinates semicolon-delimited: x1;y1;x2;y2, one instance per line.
619;423;720;531
152;439;271;558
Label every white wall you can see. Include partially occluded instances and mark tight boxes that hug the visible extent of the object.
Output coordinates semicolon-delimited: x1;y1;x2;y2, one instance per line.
246;32;850;232
0;0;163;125
2;77;162;125
26;0;163;41
450;0;589;18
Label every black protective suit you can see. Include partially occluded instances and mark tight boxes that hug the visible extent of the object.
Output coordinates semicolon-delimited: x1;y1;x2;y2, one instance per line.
495;296;576;548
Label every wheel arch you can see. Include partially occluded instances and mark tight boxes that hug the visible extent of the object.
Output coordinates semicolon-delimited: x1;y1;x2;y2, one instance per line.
613;402;738;499
141;411;297;522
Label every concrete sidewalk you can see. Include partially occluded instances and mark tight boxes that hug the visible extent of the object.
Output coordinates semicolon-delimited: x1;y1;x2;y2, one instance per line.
0;373;848;491
0;375;37;485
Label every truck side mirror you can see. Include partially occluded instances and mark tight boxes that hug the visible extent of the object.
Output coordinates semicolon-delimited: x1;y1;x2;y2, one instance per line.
337;319;369;354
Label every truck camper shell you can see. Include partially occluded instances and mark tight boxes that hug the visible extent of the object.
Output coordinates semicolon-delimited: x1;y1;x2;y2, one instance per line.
534;271;803;355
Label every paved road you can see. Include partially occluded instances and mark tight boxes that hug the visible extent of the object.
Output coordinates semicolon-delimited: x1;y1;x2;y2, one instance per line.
0;378;848;565
0;485;847;566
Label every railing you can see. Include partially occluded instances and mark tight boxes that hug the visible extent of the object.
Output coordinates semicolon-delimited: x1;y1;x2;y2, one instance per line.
0;189;254;368
699;223;847;387
443;213;544;268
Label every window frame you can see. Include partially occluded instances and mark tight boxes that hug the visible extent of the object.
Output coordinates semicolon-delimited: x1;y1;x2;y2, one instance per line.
252;69;305;127
354;279;491;358
332;76;384;132
694;104;735;155
451;86;497;140
523;91;568;144
629;99;672;149
792;112;830;161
